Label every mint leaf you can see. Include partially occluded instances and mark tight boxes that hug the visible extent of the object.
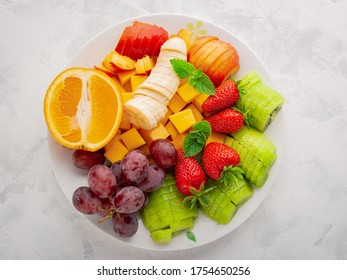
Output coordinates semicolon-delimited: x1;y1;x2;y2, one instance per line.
183;132;205;157
183;121;212;157
170;59;215;95
195;74;215;95
192;121;211;138
186;231;196;242
170;59;195;79
191;68;203;79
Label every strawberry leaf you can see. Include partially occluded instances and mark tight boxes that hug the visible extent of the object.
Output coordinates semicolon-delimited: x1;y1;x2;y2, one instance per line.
219;165;244;186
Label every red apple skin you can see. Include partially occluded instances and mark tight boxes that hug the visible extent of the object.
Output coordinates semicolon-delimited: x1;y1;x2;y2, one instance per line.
189;39;222;66
188;38;240;87
188;36;218;59
143;26;159;56
206;47;239;85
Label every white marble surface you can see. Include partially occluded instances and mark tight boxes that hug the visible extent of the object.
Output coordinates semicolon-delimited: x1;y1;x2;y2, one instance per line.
1;0;347;260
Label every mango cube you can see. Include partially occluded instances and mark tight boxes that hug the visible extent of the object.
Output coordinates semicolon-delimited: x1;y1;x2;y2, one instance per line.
111;76;126;93
192;93;209;113
140;122;170;145
177;82;200;103
122;91;133;102
171;133;188;150
118;69;136;85
104;140;129;163
206;132;226;144
169;109;196;134
130;74;147;91
138;143;150;155
160;107;173;126
168;93;187;113
104;132;122;152
185;103;204;122
120;127;146;151
165;121;179;140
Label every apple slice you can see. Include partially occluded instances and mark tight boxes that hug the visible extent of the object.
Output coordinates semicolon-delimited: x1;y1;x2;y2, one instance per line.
103;50;135;73
94;64;117;77
206;47;239;86
135;55;155;74
188;39;221;65
188;36;218;59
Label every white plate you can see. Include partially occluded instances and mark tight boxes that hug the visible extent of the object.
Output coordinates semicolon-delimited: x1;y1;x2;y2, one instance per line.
48;14;284;251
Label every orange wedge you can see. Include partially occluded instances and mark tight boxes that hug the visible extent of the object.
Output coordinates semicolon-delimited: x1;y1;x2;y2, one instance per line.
44;68;123;151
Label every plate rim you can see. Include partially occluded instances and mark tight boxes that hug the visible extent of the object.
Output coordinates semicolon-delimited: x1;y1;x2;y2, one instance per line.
48;13;283;252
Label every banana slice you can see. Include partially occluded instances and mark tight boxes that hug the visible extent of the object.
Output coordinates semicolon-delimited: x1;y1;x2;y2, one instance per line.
124;99;157;130
156;50;187;63
150;65;177;77
146;73;180;93
134;88;169;104
160;37;187;55
140;81;174;100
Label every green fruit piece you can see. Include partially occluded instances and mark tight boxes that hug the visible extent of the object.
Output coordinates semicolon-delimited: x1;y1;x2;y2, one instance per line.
170;217;195;233
250;160;264;184
255;165;269;188
236;71;285;132
150;229;172;243
141;173;198;237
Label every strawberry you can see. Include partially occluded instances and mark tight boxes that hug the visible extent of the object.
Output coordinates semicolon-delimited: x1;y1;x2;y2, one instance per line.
205;108;244;133
202;79;239;114
202;142;243;185
174;150;206;196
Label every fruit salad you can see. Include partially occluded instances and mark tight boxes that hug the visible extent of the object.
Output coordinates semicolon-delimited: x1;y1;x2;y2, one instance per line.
44;20;285;244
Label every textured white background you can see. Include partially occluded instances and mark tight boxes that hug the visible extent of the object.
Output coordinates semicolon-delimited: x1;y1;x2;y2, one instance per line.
1;0;347;259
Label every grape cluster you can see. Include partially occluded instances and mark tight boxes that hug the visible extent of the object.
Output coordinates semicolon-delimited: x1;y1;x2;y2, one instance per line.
71;139;177;238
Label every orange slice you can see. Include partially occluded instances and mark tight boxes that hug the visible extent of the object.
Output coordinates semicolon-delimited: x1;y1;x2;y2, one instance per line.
44;68;123;151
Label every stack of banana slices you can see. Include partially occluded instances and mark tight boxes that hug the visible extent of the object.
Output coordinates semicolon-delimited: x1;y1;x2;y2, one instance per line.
124;37;187;130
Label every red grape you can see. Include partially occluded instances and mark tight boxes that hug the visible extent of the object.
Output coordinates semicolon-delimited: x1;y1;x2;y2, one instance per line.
112;212;138;238
137;164;165;192
110;160;127;188
72;186;102;214
121;150;149;184
72;149;105;170
149;139;177;169
88;165;117;198
112;186;145;213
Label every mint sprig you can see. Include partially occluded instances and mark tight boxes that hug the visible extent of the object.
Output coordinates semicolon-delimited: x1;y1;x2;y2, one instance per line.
170;59;215;95
183;120;211;157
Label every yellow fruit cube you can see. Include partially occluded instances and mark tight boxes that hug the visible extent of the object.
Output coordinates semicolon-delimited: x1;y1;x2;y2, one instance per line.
119;114;132;130
122;91;133;102
177;82;200;103
130;74;147;91
118;69;136;85
185;103;204;122
120;127;146;151
206;132;226;144
168;93;187;113
111;76;126;92
171;133;188;150
192;93;209;113
104;140;129;163
138;143;150;155
169;109;197;134
165;121;179;140
104;132;121;152
160;107;173;126
139;122;170;145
